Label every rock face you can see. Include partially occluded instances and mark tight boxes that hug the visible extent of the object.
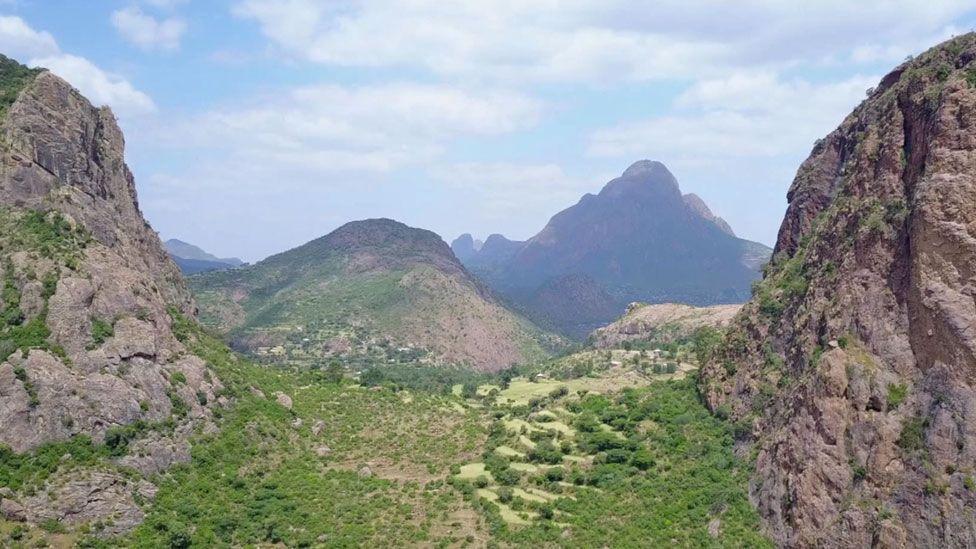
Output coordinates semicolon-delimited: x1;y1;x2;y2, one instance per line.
191;218;555;371
0;59;221;533
683;193;735;236
699;34;976;547
455;161;770;337
590;302;742;349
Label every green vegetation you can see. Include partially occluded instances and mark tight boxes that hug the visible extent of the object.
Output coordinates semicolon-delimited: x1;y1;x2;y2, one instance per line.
0;436;108;493
188;221;558;372
898;416;929;453
453;375;770;547
887;383;908;410
0;208;89;363
2;307;767;547
89;318;114;348
0;54;41;119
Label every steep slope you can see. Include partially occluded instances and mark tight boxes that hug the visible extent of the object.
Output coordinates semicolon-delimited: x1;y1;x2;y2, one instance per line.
683;192;735;236
700;34;976;547
190;219;554;371
165;238;243;275
591;302;742;349
0;59;222;532
458;161;770;336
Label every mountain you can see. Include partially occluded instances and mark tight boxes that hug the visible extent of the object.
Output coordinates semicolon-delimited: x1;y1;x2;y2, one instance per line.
189;218;555;371
0;57;222;533
699;34;976;547
683;193;735;236
449;233;483;261
165;238;243;274
590;302;742;349
455;161;771;337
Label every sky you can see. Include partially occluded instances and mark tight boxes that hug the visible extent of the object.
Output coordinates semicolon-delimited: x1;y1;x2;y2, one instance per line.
3;1;976;261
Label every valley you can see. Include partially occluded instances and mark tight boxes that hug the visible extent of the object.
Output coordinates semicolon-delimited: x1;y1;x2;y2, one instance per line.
2;311;768;547
1;14;976;549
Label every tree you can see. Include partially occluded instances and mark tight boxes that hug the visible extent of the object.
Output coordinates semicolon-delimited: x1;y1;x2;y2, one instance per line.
324;360;344;384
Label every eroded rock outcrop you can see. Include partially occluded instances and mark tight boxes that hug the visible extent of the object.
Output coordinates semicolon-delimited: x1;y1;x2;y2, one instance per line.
0;60;220;534
700;34;976;547
590;302;741;349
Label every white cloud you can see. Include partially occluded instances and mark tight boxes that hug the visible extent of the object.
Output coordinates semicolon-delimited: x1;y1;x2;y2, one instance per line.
30;54;156;116
0;15;58;59
431;162;589;211
0;15;156;118
232;0;976;83
111;6;186;51
162;83;539;175
588;72;877;161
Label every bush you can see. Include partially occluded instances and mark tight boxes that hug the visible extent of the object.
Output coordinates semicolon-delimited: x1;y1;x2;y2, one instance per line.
887;383;907;410
630;448;655;470
544;467;564;482
898;416;928;452
602;449;630;464
90;318;114;347
497;486;513;503
528;440;563;464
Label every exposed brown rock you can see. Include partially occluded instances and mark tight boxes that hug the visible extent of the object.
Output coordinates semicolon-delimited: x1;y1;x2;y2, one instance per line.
590;302;742;348
0;66;223;535
700;34;976;547
24;470;156;536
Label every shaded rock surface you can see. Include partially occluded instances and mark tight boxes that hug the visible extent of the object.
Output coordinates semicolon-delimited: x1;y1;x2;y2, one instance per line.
699;34;976;547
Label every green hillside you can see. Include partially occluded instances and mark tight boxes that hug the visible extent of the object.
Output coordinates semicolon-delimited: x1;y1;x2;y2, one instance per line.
190;219;558;372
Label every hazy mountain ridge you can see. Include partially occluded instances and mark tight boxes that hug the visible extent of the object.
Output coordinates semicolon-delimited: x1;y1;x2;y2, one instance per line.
165;238;244;275
191;218;556;371
454;160;771;337
700;33;976;547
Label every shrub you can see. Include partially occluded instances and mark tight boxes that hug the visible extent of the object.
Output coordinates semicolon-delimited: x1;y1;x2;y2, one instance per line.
528;440;563;464
545;467;564;482
496;486;513;503
631;448;655;470
898;416;928;453
887;383;907;410
90;318;114;347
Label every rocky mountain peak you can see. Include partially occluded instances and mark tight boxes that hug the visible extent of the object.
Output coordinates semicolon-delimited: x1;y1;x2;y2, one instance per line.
601;159;681;199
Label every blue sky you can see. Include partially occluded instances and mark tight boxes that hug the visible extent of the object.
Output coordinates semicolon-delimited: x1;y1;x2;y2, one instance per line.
4;1;976;261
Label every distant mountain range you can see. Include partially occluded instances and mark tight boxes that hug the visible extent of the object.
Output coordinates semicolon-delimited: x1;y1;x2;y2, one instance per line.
453;160;772;337
165;238;244;275
189;218;556;371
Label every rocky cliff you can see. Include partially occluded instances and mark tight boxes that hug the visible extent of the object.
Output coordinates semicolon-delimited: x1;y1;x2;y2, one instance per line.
699;34;976;547
0;60;221;533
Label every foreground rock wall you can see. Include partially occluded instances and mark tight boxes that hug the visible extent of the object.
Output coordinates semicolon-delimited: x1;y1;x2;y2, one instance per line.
700;34;976;547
